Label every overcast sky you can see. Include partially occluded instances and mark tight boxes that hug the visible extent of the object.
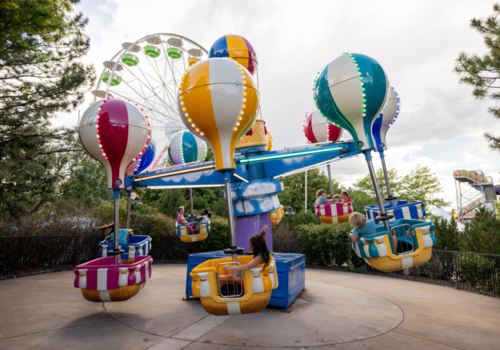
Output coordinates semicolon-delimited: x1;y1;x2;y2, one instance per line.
62;0;500;210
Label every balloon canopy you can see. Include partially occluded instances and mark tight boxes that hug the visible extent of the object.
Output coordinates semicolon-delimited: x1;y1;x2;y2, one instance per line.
164;120;183;140
372;87;400;152
79;98;150;189
313;53;390;152
134;138;156;174
168;130;207;165
177;58;259;171
266;130;273;151
209;35;258;75
303;109;343;144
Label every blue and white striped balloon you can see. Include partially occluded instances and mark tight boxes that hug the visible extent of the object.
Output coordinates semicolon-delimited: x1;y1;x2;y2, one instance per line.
313;53;390;152
168;130;207;165
372;87;401;152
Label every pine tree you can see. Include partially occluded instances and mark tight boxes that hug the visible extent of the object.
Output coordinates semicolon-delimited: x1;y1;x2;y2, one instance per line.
0;0;95;215
454;3;500;151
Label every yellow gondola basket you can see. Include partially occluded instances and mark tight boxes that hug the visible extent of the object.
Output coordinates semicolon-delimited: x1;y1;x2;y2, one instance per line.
351;220;437;273
176;220;209;243
270;206;284;227
190;255;278;315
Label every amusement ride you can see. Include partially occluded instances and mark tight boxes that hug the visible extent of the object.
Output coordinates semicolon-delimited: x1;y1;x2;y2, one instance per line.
74;33;438;313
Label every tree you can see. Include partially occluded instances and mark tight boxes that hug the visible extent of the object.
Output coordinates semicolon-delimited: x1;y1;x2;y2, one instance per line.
352;168;401;205
278;168;335;217
399;165;450;207
459;206;500;255
454;3;500;151
60;153;112;208
0;0;95;215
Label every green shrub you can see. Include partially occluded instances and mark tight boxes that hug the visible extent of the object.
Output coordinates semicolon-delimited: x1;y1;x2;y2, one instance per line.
296;222;352;243
198;218;230;251
458;254;500;295
95;199;174;236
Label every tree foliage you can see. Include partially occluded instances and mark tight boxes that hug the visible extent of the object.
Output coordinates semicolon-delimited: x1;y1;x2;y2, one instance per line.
0;0;95;215
454;3;500;151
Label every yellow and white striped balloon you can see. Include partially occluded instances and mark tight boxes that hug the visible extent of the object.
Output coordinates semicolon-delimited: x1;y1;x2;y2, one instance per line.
177;58;259;171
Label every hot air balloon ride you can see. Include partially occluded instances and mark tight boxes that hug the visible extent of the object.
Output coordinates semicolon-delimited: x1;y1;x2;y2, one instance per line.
75;98;153;302
209;34;258;76
303;109;343;144
313;53;436;272
168;130;208;165
178;57;277;315
166;130;210;242
313;53;392;228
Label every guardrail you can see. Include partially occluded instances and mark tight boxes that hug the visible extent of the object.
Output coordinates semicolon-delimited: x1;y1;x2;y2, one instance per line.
1;237;498;298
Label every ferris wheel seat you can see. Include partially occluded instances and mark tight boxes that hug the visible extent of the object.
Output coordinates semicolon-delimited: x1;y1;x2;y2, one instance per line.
122;53;140;66
74;255;152;302
190;255;278;316
188;57;199;66
270;206;284;227
144;45;161;58
315;201;353;224
167;48;183;59
100;73;122;86
351;219;437;272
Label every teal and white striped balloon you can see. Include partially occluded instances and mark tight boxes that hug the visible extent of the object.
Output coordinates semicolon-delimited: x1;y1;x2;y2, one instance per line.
313;53;390;152
168;130;207;165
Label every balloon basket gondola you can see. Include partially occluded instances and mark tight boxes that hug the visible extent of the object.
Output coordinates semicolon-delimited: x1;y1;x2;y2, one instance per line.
190;255;278;316
74;255;152;302
365;200;425;224
315;200;353;224
99;235;152;264
351;219;437;273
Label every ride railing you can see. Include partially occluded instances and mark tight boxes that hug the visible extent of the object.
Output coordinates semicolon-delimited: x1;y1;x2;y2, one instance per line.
461;198;484;216
453;170;492;184
1;236;499;298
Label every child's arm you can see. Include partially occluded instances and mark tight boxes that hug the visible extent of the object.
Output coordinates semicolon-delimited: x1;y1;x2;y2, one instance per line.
260;225;269;236
224;255;264;271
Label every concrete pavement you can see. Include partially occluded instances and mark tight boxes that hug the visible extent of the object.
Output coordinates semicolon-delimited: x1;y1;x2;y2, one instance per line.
0;265;498;349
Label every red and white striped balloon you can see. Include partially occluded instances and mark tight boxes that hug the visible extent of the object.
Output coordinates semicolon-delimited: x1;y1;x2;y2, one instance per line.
79;98;151;189
303;109;343;144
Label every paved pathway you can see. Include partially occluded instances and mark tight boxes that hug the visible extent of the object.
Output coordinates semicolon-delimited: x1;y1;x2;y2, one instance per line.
0;265;499;349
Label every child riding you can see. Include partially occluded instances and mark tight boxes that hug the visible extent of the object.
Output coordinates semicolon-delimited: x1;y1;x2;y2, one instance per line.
221;225;270;284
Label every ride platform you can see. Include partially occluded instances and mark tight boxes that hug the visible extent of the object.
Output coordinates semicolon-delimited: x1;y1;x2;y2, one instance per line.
185;251;305;311
1;264;498;349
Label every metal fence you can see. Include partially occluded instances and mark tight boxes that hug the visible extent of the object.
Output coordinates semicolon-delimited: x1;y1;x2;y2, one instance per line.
1;236;499;298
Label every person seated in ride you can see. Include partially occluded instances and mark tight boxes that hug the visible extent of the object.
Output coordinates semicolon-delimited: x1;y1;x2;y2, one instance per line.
177;206;196;235
315;189;332;204
221;225;270;284
107;223;132;244
349;212;376;242
349;212;398;251
333;189;353;203
199;209;211;223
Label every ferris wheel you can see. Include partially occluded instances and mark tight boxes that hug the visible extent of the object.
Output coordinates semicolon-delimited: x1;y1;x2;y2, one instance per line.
91;33;208;169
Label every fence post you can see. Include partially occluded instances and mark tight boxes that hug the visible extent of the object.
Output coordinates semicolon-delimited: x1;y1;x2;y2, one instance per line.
13;237;24;278
454;251;459;290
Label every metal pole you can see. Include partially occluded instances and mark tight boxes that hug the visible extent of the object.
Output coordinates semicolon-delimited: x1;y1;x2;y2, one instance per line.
327;164;334;197
224;178;238;263
189;188;194;216
305;170;308;213
379;151;396;207
365;152;391;232
113;189;121;265
126;190;132;229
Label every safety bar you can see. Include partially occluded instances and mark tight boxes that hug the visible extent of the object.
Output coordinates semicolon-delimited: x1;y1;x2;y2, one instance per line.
216;262;244;299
